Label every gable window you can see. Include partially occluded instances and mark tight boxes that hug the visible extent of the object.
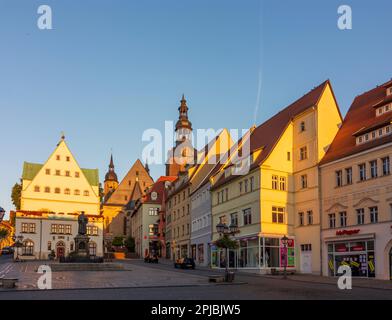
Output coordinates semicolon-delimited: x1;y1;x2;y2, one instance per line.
369;206;378;223
307;210;313;225
45;169;50;175
272;175;278;190
66;156;70;162
84;190;89;197
346;168;353;185
279;177;286;191
56;155;60;161
356;208;365;225
272;206;285;224
55;170;61;176
370;160;378;178
339;211;347;227
45;186;50;193
75;172;80;178
328;213;336;229
55;188;61;194
64;188;70;195
74;189;80;196
65;171;70;177
298;212;304;226
300;121;306;132
382;157;390;176
336;170;343;187
243;208;252;225
359;164;366;181
34;186;40;192
300;175;308;189
300;146;308;160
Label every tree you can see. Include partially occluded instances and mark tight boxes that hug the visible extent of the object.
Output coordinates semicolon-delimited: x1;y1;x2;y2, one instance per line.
11;181;22;210
215;235;238;250
124;236;135;253
112;236;124;247
0;228;9;248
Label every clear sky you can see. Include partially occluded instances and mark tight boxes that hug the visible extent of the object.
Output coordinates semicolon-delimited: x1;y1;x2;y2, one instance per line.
1;0;391;217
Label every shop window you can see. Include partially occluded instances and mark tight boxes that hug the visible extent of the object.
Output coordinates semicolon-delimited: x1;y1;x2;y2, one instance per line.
22;240;34;256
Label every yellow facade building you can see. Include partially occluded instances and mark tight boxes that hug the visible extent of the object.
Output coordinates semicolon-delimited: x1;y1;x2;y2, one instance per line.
210;80;342;274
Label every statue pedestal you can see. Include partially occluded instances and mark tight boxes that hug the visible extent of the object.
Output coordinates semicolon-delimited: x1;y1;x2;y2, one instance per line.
74;234;90;258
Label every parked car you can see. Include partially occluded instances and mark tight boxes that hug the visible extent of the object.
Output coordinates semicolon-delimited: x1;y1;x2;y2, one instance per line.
1;247;14;255
174;258;195;269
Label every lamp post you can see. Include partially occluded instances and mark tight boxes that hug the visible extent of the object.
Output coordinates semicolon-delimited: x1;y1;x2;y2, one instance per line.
281;235;289;279
0;207;5;223
12;234;24;261
216;221;239;282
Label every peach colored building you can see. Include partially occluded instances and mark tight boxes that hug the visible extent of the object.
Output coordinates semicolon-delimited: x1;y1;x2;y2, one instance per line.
320;79;392;280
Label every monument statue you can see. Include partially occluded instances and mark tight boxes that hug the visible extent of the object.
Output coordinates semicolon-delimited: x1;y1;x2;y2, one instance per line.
78;212;88;235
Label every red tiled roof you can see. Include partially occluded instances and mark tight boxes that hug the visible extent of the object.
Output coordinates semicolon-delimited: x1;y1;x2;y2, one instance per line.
143;176;177;204
211;80;330;189
320;79;392;165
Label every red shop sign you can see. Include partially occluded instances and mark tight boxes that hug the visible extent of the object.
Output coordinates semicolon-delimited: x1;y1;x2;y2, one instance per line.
336;229;360;236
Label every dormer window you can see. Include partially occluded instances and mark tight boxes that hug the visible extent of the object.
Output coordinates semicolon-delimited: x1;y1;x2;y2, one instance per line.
300;121;306;132
356;124;392;145
376;103;392;117
387;87;392;96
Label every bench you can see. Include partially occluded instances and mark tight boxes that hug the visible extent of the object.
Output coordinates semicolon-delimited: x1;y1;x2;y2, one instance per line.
0;278;18;289
208;275;225;283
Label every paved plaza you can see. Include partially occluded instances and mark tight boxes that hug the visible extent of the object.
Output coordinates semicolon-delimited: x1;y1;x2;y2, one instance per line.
1;256;392;300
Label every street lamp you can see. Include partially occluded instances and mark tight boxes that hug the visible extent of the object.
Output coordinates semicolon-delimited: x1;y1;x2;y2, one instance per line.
12;235;24;261
281;235;289;279
0;207;5;223
215;221;240;282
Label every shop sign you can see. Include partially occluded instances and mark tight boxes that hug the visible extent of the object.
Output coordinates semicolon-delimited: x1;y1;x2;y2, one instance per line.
336;229;360;236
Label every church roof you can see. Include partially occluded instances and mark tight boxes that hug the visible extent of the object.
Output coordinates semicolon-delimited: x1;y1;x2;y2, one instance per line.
22;162;99;187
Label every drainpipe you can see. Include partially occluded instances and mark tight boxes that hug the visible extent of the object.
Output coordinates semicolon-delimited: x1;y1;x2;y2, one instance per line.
318;166;323;276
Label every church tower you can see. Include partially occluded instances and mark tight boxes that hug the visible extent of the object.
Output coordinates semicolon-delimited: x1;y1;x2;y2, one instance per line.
104;154;119;197
166;95;197;176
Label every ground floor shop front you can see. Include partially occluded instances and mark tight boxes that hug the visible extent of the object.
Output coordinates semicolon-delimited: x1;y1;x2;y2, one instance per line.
211;234;296;272
167;240;190;261
322;223;392;280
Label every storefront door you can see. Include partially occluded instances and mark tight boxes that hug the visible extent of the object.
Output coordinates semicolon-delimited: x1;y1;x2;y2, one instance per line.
300;252;312;274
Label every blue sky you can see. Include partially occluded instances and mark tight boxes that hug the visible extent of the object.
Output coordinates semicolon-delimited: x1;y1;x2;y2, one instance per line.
0;0;391;217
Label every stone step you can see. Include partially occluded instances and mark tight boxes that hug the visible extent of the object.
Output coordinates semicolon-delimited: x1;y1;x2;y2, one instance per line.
48;263;129;272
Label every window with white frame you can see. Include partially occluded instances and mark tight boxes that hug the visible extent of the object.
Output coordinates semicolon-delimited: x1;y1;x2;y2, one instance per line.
272;206;285;224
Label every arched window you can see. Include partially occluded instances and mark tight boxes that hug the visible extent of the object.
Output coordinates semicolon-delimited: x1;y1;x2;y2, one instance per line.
64;188;71;195
74;189;80;196
89;242;97;257
55;188;61;194
44;186;51;193
22;240;34;256
34;186;40;192
83;190;89;197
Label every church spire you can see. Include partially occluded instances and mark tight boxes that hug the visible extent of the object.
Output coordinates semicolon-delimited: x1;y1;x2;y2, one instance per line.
109;154;114;169
105;154;118;183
